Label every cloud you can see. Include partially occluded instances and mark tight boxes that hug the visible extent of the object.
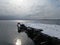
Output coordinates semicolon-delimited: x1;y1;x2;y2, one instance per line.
0;0;60;19
23;0;60;19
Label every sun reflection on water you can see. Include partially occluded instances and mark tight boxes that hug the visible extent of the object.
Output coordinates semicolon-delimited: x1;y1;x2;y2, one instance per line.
16;39;21;45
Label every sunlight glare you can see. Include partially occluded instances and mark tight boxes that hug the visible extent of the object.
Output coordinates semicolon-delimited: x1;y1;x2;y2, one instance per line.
9;0;47;15
10;0;31;13
16;39;21;45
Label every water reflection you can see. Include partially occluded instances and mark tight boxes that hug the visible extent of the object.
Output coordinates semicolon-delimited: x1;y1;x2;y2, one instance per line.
0;20;60;45
16;39;21;45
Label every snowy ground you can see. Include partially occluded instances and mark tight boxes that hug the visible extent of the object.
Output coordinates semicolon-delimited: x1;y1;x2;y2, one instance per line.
22;23;60;39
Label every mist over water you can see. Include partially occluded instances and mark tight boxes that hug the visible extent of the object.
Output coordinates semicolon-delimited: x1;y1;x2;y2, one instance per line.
0;20;60;45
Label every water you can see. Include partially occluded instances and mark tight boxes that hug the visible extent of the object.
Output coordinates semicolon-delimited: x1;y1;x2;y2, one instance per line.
0;20;35;45
0;20;60;45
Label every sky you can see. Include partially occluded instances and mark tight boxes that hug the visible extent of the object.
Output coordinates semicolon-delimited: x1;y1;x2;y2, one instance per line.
0;0;60;19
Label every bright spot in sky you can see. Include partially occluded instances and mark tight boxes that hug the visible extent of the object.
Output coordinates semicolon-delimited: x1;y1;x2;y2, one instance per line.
16;39;21;45
8;0;49;17
10;0;33;12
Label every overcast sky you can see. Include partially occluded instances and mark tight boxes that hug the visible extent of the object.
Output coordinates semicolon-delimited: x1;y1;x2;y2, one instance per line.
0;0;60;19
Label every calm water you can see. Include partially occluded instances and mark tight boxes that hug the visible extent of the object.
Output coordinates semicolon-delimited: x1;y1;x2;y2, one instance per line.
0;20;60;45
0;20;35;45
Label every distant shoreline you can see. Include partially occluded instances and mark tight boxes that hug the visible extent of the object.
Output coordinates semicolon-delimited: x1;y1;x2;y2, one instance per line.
0;19;60;25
